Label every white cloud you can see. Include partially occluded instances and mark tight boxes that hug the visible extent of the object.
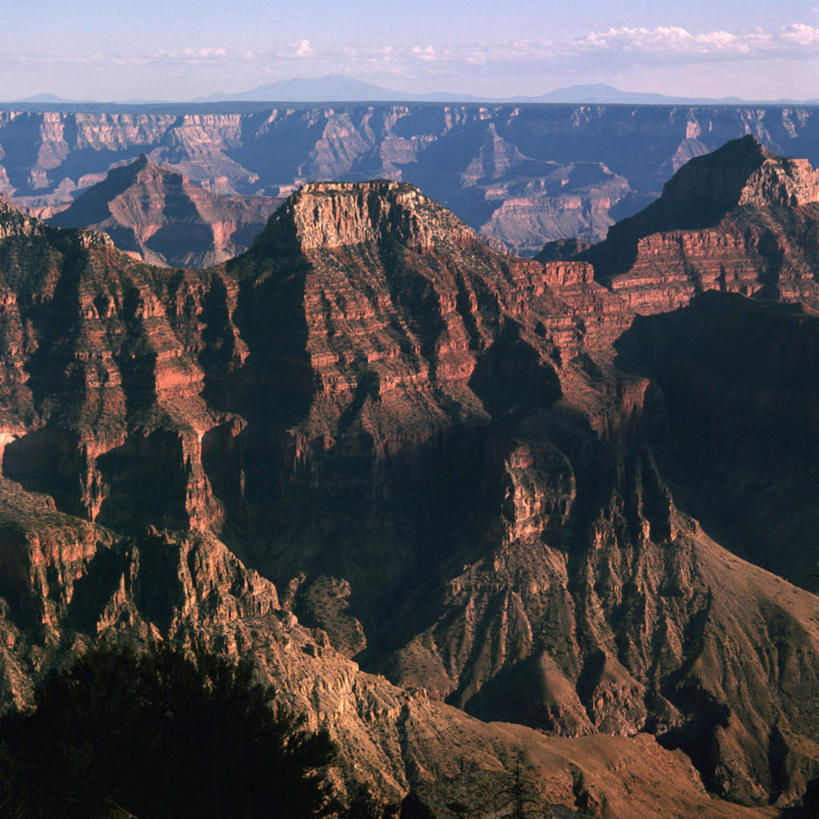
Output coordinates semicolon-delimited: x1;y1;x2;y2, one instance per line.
3;20;816;101
566;23;819;59
292;39;314;58
7;21;815;76
411;45;437;62
780;23;819;45
185;47;227;58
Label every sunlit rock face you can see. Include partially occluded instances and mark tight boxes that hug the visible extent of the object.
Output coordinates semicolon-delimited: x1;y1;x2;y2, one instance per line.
583;136;819;312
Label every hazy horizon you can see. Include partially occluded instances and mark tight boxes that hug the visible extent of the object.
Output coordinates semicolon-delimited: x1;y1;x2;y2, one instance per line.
1;0;817;102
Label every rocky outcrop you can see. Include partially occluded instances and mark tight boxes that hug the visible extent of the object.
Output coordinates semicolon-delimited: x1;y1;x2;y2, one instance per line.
47;156;279;267
0;209;226;532
584;136;819;311
1;104;818;255
0;154;817;813
536;237;593;263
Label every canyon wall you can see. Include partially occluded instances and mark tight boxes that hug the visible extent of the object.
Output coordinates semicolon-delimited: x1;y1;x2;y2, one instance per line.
48;155;280;268
1;103;817;255
0;140;817;813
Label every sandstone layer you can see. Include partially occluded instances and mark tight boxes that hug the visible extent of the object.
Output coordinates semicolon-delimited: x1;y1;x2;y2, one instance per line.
582;136;819;312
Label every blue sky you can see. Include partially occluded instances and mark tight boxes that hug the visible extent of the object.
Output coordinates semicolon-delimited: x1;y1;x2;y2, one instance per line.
1;0;817;100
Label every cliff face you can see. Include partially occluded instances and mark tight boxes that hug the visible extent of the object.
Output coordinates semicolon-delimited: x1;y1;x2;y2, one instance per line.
1;104;818;255
584;136;819;312
47;156;279;267
0;149;817;813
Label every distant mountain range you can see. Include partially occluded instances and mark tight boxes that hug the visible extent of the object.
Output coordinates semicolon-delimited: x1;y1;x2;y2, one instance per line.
18;93;66;103
19;76;819;106
199;76;819;105
196;74;471;103
199;77;763;105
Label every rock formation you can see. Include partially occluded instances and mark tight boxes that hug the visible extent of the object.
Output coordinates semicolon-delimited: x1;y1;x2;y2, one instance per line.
0;480;765;817
583;135;819;312
0;104;817;255
0;141;817;814
47;155;279;267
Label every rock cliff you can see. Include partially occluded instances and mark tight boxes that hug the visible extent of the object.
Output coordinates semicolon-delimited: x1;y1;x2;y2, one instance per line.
0;480;765;817
0;145;817;814
583;136;819;312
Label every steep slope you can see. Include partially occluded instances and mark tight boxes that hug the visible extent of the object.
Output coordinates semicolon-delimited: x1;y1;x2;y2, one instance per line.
0;169;816;812
552;139;819;602
48;156;279;267
583;136;819;311
210;180;632;604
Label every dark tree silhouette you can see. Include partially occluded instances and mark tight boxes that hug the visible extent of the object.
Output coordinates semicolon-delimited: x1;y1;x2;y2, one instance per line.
0;643;337;818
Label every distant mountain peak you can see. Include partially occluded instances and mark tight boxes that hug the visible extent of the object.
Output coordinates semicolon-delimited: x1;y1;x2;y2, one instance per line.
18;93;65;103
201;74;425;103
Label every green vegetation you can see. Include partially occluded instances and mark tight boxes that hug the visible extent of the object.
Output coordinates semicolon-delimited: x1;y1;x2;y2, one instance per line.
0;643;337;818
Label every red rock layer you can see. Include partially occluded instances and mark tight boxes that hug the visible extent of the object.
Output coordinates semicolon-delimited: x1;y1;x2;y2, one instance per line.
3;103;818;255
585;136;819;312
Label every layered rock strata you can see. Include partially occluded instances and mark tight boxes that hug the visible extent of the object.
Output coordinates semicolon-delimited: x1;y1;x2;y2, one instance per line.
0;149;816;813
1;104;817;255
0;479;768;817
583;136;819;312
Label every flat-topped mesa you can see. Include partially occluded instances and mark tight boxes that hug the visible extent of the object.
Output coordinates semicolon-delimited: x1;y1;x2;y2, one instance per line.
254;180;477;253
583;136;819;312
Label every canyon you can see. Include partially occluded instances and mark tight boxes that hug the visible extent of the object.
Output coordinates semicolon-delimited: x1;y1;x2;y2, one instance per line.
0;136;817;815
0;103;817;259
